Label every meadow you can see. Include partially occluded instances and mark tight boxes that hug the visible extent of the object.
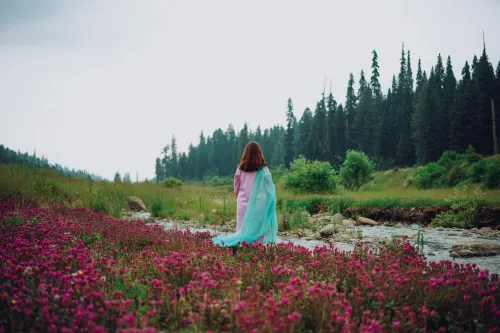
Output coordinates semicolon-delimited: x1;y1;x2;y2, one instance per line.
1;164;500;228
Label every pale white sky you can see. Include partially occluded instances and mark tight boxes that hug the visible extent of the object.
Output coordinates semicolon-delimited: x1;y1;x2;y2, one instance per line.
1;0;499;180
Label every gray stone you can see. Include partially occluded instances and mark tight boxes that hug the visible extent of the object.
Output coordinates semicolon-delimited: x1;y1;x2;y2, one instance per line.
319;224;336;237
357;216;379;226
332;213;344;225
126;196;148;212
450;241;500;258
343;219;356;228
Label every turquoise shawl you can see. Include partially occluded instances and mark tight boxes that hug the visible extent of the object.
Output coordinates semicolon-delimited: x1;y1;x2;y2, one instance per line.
212;166;278;247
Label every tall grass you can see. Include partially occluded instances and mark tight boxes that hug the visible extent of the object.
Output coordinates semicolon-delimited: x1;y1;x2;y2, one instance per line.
1;164;500;223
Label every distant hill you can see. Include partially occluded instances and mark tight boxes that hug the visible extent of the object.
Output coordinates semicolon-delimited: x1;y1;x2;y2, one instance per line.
0;144;104;181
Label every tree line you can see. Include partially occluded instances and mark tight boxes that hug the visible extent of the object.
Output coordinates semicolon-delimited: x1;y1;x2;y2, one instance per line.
155;43;500;182
0;144;104;181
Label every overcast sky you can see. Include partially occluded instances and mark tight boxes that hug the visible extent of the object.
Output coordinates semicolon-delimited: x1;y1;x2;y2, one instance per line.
1;0;499;180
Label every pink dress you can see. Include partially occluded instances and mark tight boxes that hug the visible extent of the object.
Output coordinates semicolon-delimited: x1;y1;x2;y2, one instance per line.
233;168;263;244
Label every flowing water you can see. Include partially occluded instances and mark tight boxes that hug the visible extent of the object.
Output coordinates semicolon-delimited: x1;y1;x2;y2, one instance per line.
132;212;500;274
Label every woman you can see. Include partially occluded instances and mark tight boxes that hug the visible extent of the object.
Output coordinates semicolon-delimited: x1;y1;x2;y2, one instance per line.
212;141;278;248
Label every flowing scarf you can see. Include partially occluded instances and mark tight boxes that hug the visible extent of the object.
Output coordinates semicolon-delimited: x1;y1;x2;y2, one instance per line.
212;166;278;247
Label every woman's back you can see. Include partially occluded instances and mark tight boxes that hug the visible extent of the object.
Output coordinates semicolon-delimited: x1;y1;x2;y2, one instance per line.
212;141;277;247
234;168;257;202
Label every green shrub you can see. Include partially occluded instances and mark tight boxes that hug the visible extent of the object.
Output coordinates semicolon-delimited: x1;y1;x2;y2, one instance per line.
414;163;445;189
444;165;467;187
270;165;288;182
437;150;465;169
163;177;183;188
278;207;310;232
86;182;125;218
150;197;164;217
468;159;488;183
431;187;485;228
150;197;175;218
210;176;232;187
484;160;500;189
283;158;338;193
339;150;375;191
465;145;482;163
468;156;500;188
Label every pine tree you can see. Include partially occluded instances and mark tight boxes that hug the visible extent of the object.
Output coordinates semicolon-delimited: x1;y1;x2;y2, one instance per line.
161;145;170;178
464;64;481;151
155;157;164;182
227;124;238;166
293;117;301;160
368;49;383;157
255;126;262;143
345;73;357;150
186;144;197;179
299;108;314;159
442;56;457;151
178;153;188;179
239;122;249;156
170;135;178;178
114;171;121;183
313;95;328;160
380;76;399;162
494;62;500;152
335;104;347;161
370;50;382;98
450;62;471;152
271;141;285;167
326;92;338;165
123;173;132;183
284;98;296;168
475;45;496;155
195;131;207;179
412;68;437;163
353;79;372;153
395;44;415;166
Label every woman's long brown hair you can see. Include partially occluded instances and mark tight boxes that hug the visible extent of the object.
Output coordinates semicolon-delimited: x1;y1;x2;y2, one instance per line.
238;141;268;172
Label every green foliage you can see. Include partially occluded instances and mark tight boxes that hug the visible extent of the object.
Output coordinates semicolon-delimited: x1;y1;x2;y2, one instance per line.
431;187;485;228
150;196;175;218
411;224;425;252
163;177;183;188
86;181;125;218
339;150;375;191
270;165;287;182
414;163;445;189
209;176;232;187
283;158;338;193
114;171;122;183
484;158;500;189
278;207;310;232
465;145;482;163
444;165;467;187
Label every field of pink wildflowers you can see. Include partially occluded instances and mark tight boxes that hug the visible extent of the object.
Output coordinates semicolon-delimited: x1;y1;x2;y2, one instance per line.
1;199;499;333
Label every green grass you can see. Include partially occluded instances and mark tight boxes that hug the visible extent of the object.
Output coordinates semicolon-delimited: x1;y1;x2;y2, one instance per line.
1;164;500;224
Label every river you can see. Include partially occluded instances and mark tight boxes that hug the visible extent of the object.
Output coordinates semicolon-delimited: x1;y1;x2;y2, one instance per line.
132;212;500;274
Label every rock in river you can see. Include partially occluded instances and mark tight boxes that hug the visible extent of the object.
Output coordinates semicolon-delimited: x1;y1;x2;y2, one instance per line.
319;224;337;237
332;213;344;225
357;216;379;226
343;219;356;228
450;241;500;258
126;196;148;212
